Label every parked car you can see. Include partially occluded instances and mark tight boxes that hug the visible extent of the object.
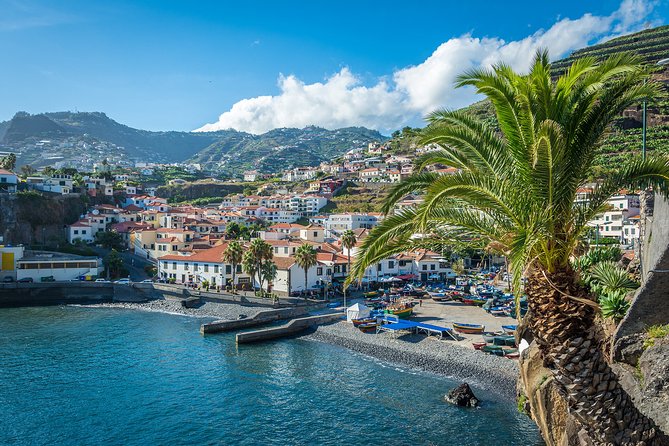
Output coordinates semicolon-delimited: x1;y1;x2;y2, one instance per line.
115;278;131;285
2;276;15;283
95;279;110;283
17;277;34;283
140;279;153;283
40;276;55;282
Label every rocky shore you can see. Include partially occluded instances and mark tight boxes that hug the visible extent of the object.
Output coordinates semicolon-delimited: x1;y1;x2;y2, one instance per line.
304;320;520;399
78;298;262;321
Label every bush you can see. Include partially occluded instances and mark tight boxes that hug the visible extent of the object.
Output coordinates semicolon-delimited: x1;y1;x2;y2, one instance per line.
599;292;631;322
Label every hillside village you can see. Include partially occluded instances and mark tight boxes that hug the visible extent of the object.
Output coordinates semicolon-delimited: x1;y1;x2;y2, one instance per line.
0;131;643;293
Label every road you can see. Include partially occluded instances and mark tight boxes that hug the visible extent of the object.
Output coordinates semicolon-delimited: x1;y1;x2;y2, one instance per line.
92;247;154;281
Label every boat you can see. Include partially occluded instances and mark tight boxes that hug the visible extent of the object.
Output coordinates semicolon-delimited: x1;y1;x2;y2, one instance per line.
481;345;504;354
363;291;379;298
357;322;378;333
504;337;517;347
351;318;376;327
472;342;487;350
452;322;485;334
384;306;413;319
493;335;514;346
482;332;498;343
501;325;517;335
489;308;507;317
462;297;487;306
505;351;520;359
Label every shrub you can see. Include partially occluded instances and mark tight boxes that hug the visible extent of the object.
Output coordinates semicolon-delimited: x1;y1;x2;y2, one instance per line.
599;292;631;322
644;324;669;349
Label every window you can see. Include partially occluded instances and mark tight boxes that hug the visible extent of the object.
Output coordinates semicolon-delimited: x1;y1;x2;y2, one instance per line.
422;265;427;271
388;261;395;269
317;267;323;275
204;265;209;273
313;231;318;237
74;230;79;235
377;264;382;271
236;265;242;273
214;265;219;273
172;262;177;270
226;265;231;274
184;263;189;270
430;264;435;271
82;230;87;235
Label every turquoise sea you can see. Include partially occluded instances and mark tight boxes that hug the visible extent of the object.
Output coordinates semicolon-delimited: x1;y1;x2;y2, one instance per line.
0;306;542;445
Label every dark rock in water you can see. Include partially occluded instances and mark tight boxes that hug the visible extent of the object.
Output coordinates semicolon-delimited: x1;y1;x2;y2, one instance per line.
445;383;480;407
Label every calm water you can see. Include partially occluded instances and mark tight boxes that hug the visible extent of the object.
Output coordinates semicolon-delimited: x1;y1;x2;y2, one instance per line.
0;306;542;445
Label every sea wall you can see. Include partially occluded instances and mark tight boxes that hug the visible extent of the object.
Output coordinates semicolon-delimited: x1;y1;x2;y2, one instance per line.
0;282;115;306
201;306;318;334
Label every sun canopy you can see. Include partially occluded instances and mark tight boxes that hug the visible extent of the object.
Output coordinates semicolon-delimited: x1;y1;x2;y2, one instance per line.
346;303;371;322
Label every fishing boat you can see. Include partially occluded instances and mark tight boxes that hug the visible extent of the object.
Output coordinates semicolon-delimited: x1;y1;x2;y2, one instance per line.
351;318;376;327
452;322;485;334
462;297;487;306
481;345;504;354
357;322;378;333
472;342;487;350
384;306;413;319
493;335;515;346
363;291;379;298
504;337;517;347
505;351;520;359
501;325;517;335
489;308;507;317
482;332;498;343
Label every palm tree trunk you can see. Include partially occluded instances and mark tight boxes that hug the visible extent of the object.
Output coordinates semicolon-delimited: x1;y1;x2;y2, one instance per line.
524;267;667;445
232;265;236;294
304;269;308;298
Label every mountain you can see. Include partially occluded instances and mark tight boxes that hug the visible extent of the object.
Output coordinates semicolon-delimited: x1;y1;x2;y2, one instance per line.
0;111;385;174
188;126;387;174
457;25;669;177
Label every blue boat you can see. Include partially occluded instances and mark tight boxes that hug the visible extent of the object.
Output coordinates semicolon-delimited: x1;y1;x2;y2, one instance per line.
501;325;517;334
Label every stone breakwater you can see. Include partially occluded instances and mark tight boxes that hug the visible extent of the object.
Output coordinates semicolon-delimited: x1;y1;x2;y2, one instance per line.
304;321;520;399
80;299;261;321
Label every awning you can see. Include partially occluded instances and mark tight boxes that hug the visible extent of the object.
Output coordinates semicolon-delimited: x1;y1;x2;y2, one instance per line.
396;274;418;280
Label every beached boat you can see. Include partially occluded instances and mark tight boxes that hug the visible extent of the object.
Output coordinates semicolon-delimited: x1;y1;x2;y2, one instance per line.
482;332;498;343
472;342;487;350
452;322;485;334
501;325;517;335
363;291;379;298
351;318;376;327
493;335;515;346
357;322;378;333
384;306;413;319
505;351;520;359
462;297;487;306
481;345;504;354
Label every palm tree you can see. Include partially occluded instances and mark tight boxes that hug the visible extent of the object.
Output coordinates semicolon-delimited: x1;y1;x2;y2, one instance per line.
340;230;357;307
243;238;273;295
349;51;669;444
295;243;318;296
222;240;243;293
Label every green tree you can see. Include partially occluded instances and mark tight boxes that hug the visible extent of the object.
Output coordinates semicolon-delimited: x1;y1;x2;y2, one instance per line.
226;222;241;239
222;240;243;293
242;238;273;295
350;52;669;443
340;230;357;307
104;249;124;279
261;260;277;295
0;153;16;170
451;258;465;276
295;243;317;295
95;231;124;250
20;165;35;177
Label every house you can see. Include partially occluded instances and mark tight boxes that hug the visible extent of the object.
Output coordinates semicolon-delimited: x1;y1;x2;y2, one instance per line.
33;174;73;194
324;213;383;236
243;170;260;182
0;169;18;193
359;167;381;182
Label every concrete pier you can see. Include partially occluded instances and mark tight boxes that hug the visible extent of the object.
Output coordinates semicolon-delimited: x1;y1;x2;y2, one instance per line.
235;313;343;344
200;306;316;334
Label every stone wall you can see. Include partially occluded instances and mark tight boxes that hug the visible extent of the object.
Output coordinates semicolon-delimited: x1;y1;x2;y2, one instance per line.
615;194;669;344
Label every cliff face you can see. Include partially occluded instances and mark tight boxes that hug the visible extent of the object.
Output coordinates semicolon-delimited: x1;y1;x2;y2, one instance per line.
519;195;669;445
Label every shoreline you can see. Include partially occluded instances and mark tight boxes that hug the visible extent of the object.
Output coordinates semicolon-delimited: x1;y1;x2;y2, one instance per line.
73;298;520;400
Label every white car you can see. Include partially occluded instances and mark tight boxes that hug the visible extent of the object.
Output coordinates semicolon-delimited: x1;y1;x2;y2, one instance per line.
95;279;110;283
115;278;131;285
140;279;153;283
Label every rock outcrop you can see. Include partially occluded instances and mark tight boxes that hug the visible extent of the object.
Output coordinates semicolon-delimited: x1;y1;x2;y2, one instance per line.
444;383;480;408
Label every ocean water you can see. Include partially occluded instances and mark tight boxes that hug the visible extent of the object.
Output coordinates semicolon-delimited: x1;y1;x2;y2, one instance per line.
0;306;542;446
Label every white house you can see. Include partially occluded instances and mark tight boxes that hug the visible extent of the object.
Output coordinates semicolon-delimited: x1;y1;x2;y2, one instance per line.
15;251;103;281
244;170;260;182
0;169;18;193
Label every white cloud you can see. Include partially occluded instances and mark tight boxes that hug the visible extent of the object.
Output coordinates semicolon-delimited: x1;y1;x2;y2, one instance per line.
195;0;657;134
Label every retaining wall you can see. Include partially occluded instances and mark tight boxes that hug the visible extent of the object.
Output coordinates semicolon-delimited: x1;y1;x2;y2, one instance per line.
200;306;318;334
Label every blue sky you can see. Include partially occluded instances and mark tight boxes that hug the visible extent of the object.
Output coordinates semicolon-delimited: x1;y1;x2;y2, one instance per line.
1;0;667;133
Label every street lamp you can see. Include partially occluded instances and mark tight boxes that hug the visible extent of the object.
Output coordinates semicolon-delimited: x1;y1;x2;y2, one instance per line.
642;58;669;161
